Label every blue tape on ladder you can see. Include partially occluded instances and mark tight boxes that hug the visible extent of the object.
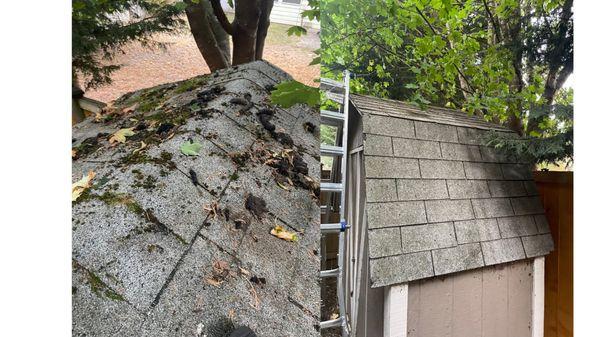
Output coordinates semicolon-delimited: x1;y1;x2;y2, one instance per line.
340;219;347;232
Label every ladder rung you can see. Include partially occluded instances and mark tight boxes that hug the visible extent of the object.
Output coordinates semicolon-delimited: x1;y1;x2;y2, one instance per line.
320;268;340;278
320;182;342;192
321;144;344;156
321;221;350;233
320;109;345;125
320;223;341;232
321;78;344;88
320;316;344;329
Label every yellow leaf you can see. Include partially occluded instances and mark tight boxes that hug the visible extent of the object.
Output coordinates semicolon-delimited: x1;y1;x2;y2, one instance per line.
205;277;222;287
71;149;77;158
132;141;147;154
270;225;298;242
109;127;136;144
72;170;96;201
276;181;290;191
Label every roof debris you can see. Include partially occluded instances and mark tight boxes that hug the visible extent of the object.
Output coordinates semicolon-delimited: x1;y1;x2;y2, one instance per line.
244;194;268;219
270;225;299;243
72;170;96;202
72;61;319;337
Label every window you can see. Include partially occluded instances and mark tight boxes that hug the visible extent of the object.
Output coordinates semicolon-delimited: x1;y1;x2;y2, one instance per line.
281;0;301;4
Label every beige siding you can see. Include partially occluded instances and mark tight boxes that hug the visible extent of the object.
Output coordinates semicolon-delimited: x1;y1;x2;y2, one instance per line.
407;260;533;337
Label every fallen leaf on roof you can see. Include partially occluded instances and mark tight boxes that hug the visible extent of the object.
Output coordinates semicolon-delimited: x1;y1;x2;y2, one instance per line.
203;201;221;219
276;181;291;191
205;277;223;287
71;149;77;159
270;225;298;242
132;141;147;154
72;170;96;201
109;127;135;144
206;259;232;287
242;275;261;309
180;140;202;156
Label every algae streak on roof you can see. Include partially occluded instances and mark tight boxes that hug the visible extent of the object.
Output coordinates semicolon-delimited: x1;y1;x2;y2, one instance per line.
351;94;554;288
72;61;320;336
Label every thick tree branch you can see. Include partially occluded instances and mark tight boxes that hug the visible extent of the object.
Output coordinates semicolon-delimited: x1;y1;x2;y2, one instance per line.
255;0;274;59
209;0;233;35
231;0;261;65
482;0;502;43
413;6;476;95
185;0;230;71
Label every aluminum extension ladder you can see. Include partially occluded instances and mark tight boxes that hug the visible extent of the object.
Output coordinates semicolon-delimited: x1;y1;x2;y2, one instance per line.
319;71;351;337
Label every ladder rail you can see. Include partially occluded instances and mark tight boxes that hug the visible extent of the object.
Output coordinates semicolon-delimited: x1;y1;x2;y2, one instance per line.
318;71;351;337
336;70;351;337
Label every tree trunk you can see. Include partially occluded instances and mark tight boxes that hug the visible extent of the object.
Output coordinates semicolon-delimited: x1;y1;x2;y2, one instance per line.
72;79;86;124
231;0;261;65
185;0;231;72
255;0;274;59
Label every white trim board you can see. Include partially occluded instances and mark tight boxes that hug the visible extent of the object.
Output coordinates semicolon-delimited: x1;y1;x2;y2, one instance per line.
532;257;545;337
383;283;408;337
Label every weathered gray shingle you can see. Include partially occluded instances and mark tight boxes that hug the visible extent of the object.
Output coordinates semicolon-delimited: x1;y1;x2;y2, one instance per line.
368;227;403;258
366;179;397;202
425;199;474;222
393;138;441;159
522;234;554;257
401;222;457;253
396;179;448;201
447;180;490;199
363;114;415;138
367;201;426;228
480;146;509;162
353;94;553;288
488;180;527;197
497;216;538;238
454;219;501;244
457;127;487;145
481;238;526;265
370;252;434;287
511;196;545;215
440;143;482;161
471;198;514;218
464;162;503;179
365;156;420;178
501;164;533;180
419;159;465;179
364;134;394;156
415;121;458;142
432;243;484;275
534;215;551;234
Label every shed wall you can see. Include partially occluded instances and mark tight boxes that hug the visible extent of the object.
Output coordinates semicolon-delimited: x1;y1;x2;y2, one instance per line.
406;260;533;337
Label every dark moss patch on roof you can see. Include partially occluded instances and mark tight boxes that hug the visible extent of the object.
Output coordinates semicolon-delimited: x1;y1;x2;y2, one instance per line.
72;61;320;337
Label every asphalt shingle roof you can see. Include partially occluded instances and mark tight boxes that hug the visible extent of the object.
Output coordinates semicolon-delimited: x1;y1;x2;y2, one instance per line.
72;61;320;336
352;94;554;288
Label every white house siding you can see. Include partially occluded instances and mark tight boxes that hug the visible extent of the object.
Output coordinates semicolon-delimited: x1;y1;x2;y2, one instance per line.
221;0;319;29
406;260;534;337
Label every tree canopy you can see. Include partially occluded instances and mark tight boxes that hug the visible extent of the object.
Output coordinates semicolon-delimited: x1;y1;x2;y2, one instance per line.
321;0;573;165
72;0;186;89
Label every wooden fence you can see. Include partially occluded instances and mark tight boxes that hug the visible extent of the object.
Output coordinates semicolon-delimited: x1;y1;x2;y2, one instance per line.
534;171;573;337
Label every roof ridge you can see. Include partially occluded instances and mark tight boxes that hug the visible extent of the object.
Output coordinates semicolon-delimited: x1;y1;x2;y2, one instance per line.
350;93;511;132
